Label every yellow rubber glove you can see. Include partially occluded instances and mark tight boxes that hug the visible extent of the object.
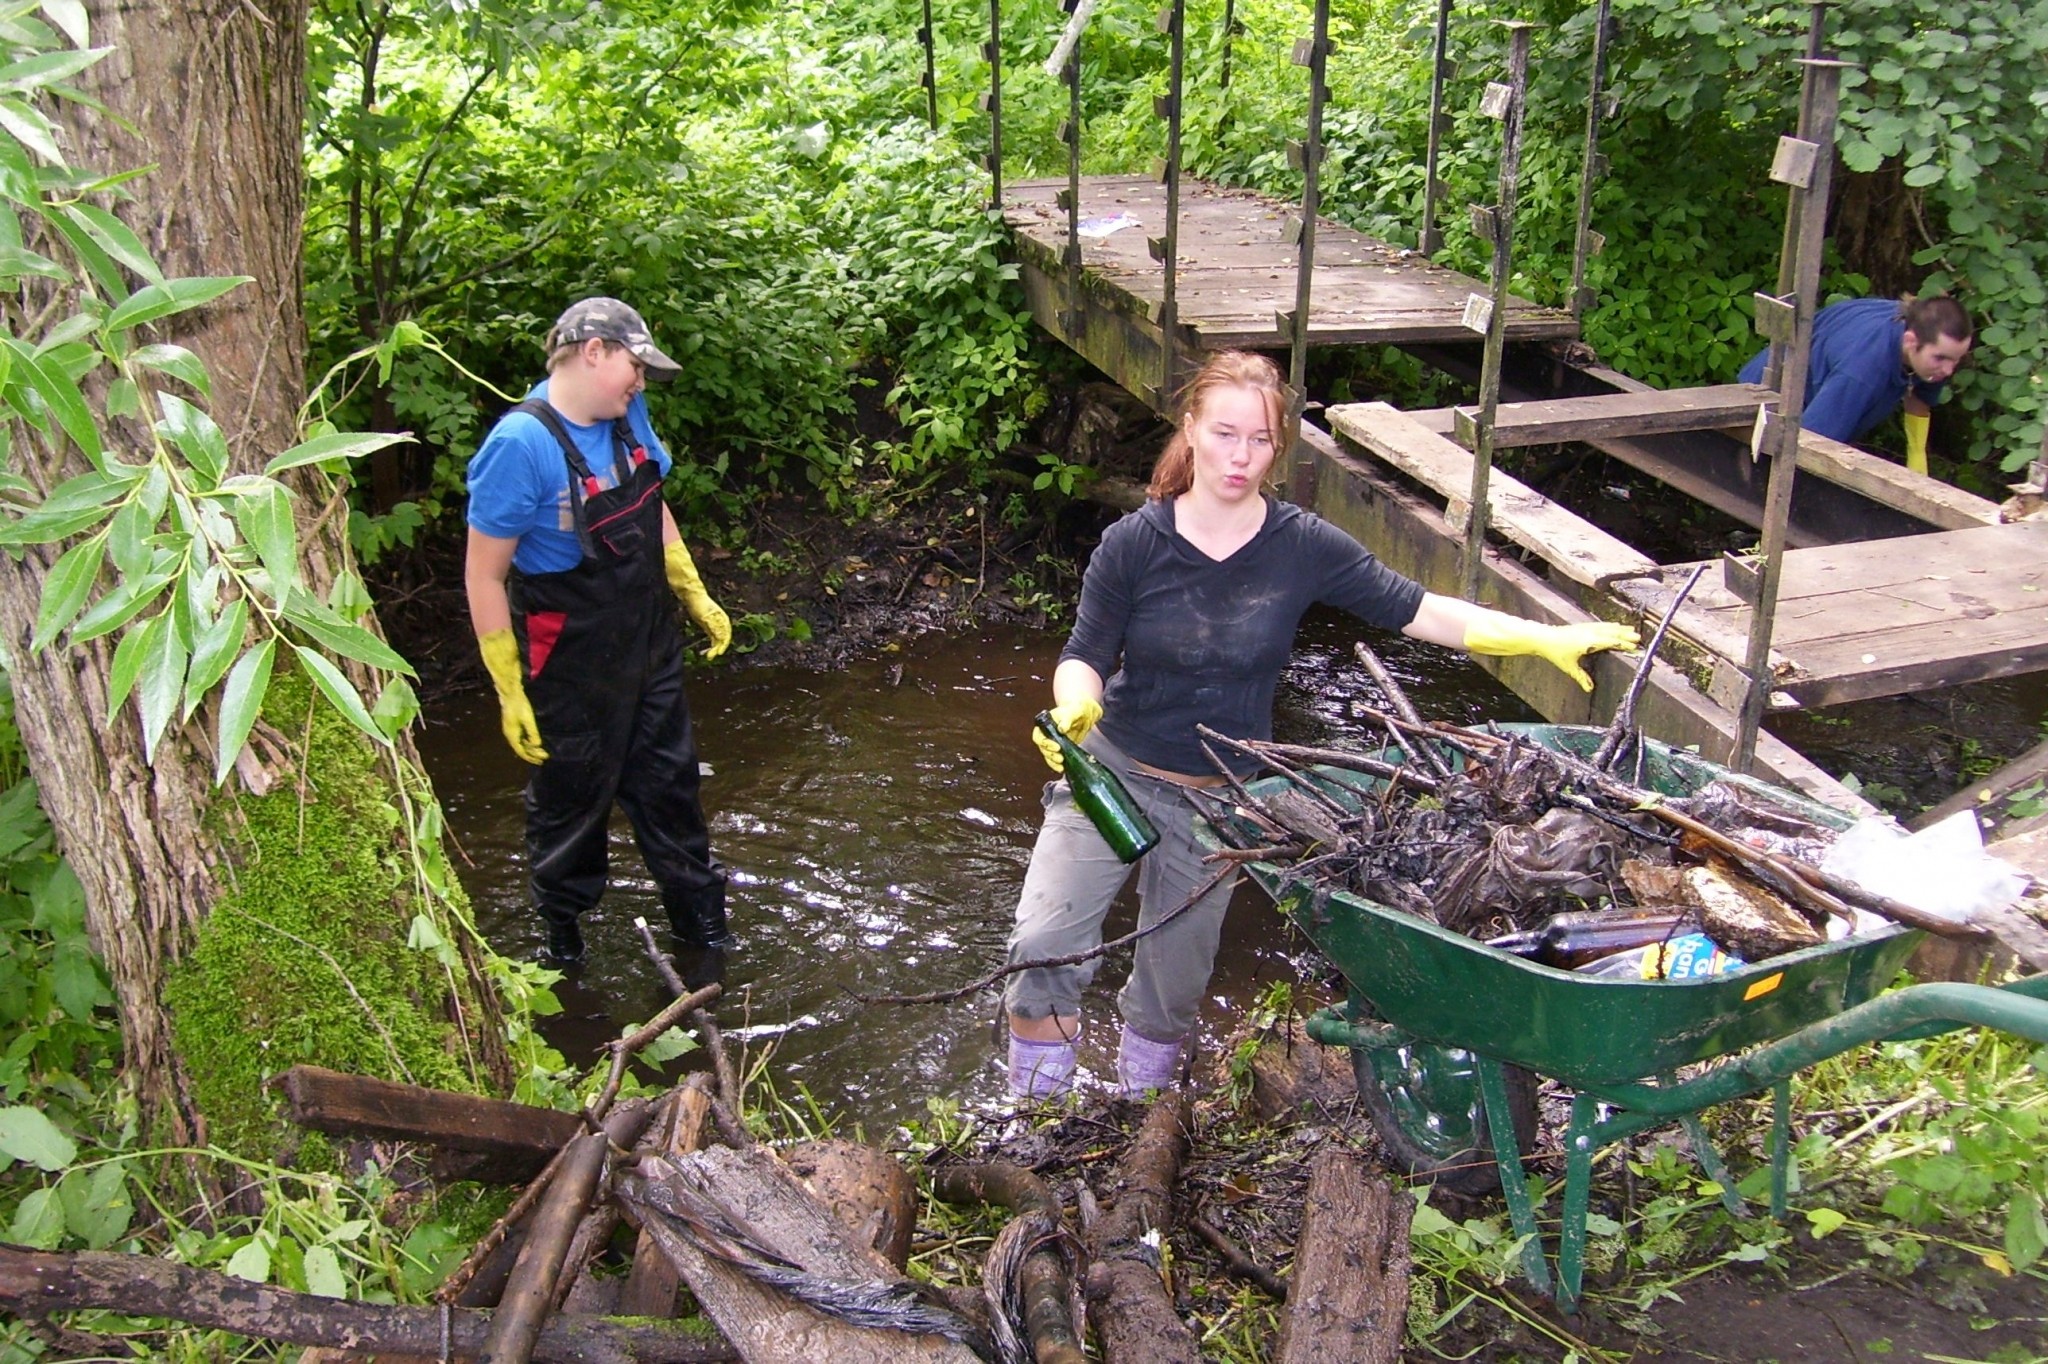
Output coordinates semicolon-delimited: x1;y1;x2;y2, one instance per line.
1031;697;1103;772
1463;616;1639;692
664;540;732;660
1902;410;1930;477
478;629;547;764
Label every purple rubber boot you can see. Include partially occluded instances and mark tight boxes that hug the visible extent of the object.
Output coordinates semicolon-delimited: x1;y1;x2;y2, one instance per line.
1007;1033;1078;1099
1116;1025;1185;1098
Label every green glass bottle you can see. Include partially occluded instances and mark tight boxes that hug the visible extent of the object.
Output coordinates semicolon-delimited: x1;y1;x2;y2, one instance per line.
1035;712;1161;863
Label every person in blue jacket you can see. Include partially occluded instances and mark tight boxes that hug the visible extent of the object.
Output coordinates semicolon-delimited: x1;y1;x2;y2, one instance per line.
1739;294;1972;475
464;298;733;968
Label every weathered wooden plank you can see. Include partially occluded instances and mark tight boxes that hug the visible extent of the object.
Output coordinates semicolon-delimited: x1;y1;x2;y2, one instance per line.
1777;602;2048;706
1327;402;1658;588
272;1065;582;1174
1914;736;2048;833
1274;1151;1410;1364
1406;385;1776;449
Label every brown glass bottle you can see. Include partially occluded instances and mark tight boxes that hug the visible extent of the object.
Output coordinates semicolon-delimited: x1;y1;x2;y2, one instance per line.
1485;908;1697;970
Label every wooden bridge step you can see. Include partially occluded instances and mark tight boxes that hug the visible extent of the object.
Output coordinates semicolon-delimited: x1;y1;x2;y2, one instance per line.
1326;401;1658;589
1408;384;1775;449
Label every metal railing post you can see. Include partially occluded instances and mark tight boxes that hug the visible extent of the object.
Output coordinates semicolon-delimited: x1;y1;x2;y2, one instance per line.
919;0;940;130
1282;0;1331;504
1736;7;1846;770
1568;0;1615;318
1456;22;1532;599
1419;0;1455;256
1150;0;1188;411
985;0;1004;209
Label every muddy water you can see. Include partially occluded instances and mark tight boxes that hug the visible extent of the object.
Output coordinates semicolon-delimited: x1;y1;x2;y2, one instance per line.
421;611;1530;1130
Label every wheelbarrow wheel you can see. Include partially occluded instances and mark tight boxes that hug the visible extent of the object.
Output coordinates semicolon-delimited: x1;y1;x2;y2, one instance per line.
1352;1036;1538;1197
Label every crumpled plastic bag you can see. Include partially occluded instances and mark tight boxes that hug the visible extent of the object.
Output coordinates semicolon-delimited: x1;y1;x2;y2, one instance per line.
1817;810;2028;925
1435;808;1630;931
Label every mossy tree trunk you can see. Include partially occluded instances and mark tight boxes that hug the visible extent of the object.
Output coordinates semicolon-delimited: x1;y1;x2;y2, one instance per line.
0;1;508;1157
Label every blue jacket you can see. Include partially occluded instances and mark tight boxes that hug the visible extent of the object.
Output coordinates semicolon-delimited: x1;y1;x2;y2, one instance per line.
1739;297;1947;443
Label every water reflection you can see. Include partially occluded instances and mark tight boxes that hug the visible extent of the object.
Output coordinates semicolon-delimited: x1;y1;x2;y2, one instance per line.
422;611;1532;1130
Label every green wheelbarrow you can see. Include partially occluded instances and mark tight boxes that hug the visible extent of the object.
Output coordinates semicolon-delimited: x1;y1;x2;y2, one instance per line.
1200;723;2048;1312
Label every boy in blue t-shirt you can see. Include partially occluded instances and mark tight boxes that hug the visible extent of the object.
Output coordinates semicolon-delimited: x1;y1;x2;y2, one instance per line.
464;297;732;967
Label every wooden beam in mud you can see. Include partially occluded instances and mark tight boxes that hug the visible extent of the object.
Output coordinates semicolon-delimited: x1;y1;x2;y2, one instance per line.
272;1065;583;1179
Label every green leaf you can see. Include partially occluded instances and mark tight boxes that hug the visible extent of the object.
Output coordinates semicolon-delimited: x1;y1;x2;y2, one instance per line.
68;566;171;643
225;1236;271;1284
1902;161;1946;188
634;1025;700;1066
1;336;101;463
136;599;190;761
38;1;90;49
283;591;412;675
104;275;251;334
0;46;107;91
2007;1192;2047;1272
302;1243;347;1298
0;1105;76;1171
372;676;420;740
105;605;160;713
213;638;275;784
263;429;413;477
29;862;84;937
184;597;248;718
10;1186;64;1249
59;202;163;285
0;96;61;163
51;940;109;1019
106;491;151;576
0;243;69;281
156;392;229;487
293;645;387;745
60;1162;132;1250
234;480;298;598
29;529;105;651
129;343;211;399
1804;1206;1848;1238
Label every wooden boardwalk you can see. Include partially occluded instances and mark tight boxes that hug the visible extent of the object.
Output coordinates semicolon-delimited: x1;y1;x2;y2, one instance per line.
1002;174;1575;408
1328;398;2048;714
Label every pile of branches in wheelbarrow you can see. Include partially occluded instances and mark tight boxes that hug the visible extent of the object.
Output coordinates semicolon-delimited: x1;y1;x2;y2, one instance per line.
1190;620;2048;977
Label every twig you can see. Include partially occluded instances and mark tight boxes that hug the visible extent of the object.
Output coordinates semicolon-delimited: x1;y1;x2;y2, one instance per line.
632;917;741;1113
589;984;723;1123
1043;0;1100;76
1594;562;1706;771
1353;641;1452;779
1195;725;1362;825
850;864;1233;1006
1189;1216;1287;1302
1204;738;1440;796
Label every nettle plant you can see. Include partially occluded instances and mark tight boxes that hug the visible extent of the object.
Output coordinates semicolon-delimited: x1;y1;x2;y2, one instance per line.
0;20;414;776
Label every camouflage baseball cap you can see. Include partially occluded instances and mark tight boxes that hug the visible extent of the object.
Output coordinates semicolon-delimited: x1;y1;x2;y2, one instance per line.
546;297;681;381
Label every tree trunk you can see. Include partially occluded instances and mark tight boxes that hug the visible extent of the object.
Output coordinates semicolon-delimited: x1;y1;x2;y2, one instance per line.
0;1;504;1154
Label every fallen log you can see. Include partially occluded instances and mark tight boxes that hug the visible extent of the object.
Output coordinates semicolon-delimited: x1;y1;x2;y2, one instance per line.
1083;1095;1200;1364
481;1100;654;1364
0;1244;734;1364
1274;1150;1411;1364
1224;1014;1358;1123
785;1138;919;1271
618;1077;717;1318
932;1160;1084;1364
271;1065;583;1183
619;1144;984;1364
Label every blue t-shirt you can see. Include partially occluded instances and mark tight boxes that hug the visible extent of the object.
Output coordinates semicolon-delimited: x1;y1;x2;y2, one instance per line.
1061;497;1426;775
1738;297;1947;443
465;381;673;575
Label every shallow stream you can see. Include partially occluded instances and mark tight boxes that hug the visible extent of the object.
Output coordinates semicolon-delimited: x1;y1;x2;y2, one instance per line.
420;612;1528;1130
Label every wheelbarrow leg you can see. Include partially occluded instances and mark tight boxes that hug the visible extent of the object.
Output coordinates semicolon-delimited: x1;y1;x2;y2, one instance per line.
1476;1057;1551;1299
1557;1090;1600;1314
1770;1077;1793;1220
